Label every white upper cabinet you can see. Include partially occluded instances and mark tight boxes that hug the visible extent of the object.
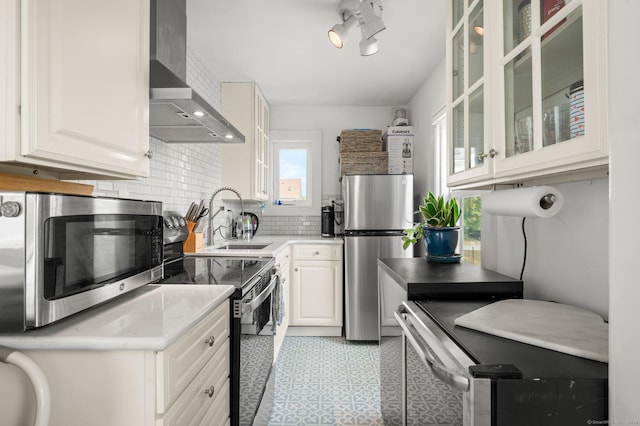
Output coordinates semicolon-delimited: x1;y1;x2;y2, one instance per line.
221;82;269;201
1;0;150;179
448;0;607;188
447;0;493;187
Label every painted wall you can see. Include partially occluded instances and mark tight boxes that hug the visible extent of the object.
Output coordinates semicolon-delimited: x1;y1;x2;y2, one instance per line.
406;58;446;199
269;105;401;198
482;178;609;319
608;1;640;422
270;105;394;216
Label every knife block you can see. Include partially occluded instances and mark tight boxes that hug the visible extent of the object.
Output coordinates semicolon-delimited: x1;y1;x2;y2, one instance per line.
183;221;203;253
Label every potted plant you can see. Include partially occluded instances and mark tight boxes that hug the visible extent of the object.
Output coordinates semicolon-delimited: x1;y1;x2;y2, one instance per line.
402;191;462;262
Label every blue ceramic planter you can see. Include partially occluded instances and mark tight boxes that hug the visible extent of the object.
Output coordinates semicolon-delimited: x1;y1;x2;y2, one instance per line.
423;226;459;259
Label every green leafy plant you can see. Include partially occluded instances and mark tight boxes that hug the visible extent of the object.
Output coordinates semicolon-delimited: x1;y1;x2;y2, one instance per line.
402;191;461;249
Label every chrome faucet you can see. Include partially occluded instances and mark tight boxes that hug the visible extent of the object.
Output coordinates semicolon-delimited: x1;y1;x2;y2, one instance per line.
209;187;244;245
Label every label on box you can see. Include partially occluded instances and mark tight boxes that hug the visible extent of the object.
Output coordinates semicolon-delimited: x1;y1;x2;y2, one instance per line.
384;126;413;174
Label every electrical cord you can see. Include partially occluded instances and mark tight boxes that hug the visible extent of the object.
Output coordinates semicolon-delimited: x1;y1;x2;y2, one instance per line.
520;217;528;281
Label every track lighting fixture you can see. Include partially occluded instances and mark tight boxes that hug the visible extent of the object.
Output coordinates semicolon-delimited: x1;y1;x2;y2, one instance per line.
327;0;386;56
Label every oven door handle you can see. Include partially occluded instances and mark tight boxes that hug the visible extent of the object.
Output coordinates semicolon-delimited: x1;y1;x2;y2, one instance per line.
242;275;277;315
394;306;470;392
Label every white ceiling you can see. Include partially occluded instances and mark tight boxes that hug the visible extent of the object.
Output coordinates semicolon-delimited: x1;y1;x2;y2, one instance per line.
186;0;447;106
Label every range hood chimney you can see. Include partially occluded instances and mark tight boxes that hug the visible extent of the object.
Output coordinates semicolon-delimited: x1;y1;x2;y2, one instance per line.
149;0;244;144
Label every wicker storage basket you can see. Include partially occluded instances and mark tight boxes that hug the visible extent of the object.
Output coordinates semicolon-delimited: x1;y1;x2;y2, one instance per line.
340;151;388;175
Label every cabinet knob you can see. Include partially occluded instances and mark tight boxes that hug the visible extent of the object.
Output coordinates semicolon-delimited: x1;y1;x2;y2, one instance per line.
314;251;320;255
145;150;154;159
478;149;498;160
204;385;215;398
204;336;215;347
294;268;299;272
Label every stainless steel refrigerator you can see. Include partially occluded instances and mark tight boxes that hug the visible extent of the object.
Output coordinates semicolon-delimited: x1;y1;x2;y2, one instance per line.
342;174;414;341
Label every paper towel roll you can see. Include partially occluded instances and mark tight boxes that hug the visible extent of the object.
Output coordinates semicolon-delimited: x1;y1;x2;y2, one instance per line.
481;186;564;218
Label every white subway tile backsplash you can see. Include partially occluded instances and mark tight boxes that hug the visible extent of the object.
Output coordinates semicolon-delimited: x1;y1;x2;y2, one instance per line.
73;49;323;241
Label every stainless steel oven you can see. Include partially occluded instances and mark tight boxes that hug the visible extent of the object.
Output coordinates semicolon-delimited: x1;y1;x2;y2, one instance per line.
158;211;278;426
0;192;163;331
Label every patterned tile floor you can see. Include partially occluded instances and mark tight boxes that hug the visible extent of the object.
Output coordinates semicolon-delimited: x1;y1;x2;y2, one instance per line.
268;336;384;426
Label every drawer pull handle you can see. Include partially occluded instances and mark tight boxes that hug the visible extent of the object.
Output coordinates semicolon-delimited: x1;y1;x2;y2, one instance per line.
204;336;215;347
204;385;215;398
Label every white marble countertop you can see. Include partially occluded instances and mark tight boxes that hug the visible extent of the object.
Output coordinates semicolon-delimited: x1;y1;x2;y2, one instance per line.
188;235;344;258
0;284;234;351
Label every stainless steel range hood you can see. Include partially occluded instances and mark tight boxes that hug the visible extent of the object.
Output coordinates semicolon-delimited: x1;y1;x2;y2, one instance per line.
149;0;244;144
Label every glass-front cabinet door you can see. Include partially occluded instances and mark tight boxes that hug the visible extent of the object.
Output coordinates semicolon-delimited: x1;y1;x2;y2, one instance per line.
446;0;607;188
493;0;607;179
447;0;492;187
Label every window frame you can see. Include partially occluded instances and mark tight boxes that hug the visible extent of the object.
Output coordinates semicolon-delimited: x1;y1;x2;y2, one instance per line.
433;107;486;262
264;130;322;217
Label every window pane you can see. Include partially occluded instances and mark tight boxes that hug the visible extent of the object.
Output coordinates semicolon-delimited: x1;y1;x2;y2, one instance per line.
469;1;484;87
469;87;484;169
541;7;583;146
452;28;464;100
278;149;307;200
452;102;465;174
462;196;481;264
504;47;533;157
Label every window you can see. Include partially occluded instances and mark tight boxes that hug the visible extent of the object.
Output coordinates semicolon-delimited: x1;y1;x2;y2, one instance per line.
267;130;321;216
433;109;484;264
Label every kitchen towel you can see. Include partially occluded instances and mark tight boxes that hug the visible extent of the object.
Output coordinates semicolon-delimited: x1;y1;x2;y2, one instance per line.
481;186;563;218
271;272;285;327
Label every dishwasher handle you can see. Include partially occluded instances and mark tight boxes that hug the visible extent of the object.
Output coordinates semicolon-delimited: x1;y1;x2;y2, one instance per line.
394;306;470;392
242;274;277;315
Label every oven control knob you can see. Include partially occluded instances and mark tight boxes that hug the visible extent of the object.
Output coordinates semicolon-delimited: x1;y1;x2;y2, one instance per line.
0;201;21;217
164;218;173;229
178;217;186;226
172;217;180;228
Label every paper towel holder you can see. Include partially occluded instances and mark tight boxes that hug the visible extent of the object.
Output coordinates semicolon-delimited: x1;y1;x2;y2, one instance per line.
540;193;556;210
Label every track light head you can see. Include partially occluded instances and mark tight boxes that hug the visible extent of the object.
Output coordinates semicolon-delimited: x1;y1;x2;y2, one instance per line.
328;14;358;49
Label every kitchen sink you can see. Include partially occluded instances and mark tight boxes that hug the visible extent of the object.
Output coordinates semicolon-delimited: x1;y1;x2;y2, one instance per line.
221;243;271;250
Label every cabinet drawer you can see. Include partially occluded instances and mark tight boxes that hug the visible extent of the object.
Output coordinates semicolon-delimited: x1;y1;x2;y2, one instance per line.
159;340;230;426
293;244;342;261
157;302;229;413
274;246;290;268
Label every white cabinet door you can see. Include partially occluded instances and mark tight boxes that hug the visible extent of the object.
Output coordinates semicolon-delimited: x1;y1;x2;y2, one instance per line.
447;0;608;188
221;82;269;201
492;0;607;181
16;0;150;178
290;260;343;327
446;0;493;187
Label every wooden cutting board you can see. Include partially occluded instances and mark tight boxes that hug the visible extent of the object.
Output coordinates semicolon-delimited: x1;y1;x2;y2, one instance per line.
454;299;608;363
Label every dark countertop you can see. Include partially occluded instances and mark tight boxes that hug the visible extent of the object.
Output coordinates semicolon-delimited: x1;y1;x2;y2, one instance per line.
377;258;523;300
417;299;609;380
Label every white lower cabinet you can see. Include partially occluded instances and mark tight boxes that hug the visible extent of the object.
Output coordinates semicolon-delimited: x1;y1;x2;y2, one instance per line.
3;302;230;426
289;244;343;330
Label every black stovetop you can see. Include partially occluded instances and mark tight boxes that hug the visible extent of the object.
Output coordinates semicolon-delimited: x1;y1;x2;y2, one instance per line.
160;256;273;291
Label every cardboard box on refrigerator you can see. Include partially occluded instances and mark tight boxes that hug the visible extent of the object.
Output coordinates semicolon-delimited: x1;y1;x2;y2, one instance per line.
383;126;413;174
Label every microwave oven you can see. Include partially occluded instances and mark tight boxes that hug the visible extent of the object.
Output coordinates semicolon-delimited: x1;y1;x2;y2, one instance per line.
0;192;163;331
